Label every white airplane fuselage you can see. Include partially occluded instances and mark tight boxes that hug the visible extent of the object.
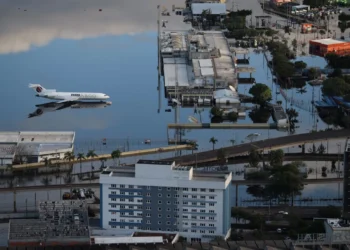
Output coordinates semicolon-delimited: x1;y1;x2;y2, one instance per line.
37;92;110;101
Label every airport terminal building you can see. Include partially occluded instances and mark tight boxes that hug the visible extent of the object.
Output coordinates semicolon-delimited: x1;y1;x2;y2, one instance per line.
0;131;75;165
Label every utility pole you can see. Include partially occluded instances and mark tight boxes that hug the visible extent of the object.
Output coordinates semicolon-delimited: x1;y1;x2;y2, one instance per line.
337;143;341;199
157;5;161;114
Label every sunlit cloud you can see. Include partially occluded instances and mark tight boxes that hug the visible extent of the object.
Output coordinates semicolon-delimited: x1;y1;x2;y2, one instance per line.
0;0;190;54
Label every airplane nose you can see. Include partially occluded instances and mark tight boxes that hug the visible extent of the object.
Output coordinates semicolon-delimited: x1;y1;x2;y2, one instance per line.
105;95;110;99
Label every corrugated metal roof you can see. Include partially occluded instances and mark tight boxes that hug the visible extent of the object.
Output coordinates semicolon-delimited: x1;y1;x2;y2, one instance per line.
311;38;347;45
199;59;212;68
191;3;226;15
164;64;190;87
201;67;214;76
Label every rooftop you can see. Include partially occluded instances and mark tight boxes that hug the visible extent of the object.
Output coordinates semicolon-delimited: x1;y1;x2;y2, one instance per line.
161;31;236;89
0;131;75;144
100;160;232;187
191;3;227;15
311;38;348;46
8;200;90;246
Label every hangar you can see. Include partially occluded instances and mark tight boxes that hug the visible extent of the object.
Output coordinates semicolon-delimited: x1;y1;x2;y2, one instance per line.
0;131;75;165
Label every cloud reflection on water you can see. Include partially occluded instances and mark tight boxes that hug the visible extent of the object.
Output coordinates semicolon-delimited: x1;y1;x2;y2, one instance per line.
0;0;189;54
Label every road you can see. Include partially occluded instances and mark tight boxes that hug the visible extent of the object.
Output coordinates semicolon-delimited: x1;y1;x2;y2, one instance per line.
0;178;342;193
164;129;350;165
240;206;335;219
195;153;342;166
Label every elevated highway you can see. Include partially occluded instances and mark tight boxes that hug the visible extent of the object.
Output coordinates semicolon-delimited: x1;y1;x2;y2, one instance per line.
195;153;342;166
0;178;342;193
11;144;191;171
164;129;350;165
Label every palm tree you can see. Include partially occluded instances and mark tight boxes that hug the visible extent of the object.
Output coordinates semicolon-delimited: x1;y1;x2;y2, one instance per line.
64;151;75;172
64;151;75;162
209;137;218;150
189;142;198;154
86;150;97;173
111;150;121;166
76;153;85;174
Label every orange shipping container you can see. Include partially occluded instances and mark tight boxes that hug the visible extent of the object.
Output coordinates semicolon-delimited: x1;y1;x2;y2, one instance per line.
309;38;350;57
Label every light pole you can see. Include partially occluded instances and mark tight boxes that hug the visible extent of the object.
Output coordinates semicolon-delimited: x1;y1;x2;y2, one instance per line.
157;5;168;114
337;142;341;199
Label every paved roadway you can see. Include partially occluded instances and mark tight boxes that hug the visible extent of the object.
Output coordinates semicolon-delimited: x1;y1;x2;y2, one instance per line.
164;129;350;165
196;153;342;166
240;206;336;219
0;178;342;193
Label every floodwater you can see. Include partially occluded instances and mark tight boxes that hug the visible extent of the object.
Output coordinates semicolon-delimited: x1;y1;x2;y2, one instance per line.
0;0;346;215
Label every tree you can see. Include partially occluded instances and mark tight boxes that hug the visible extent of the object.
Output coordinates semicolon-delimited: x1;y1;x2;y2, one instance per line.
317;144;326;154
77;153;85;174
14;144;31;164
217;148;226;166
265;162;305;205
318;206;341;218
248;148;261;168
64;151;75;161
308;67;319;80
227;112;238;122
269;149;284;167
248;107;271;123
294;61;307;70
86;149;97;170
209;137;218;150
189;141;198;154
210;107;223;117
230;139;235;146
322;77;350;96
286;108;299;133
308;143;317;153
111;149;121;166
248;83;272;106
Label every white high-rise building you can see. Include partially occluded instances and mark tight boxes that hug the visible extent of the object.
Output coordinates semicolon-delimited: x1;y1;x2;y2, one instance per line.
99;160;232;242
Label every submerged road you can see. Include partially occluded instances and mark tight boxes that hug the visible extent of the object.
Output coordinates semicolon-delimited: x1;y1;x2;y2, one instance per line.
164;129;350;165
0;178;342;193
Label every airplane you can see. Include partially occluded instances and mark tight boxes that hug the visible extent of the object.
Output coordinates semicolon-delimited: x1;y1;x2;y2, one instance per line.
28;101;112;118
29;84;110;103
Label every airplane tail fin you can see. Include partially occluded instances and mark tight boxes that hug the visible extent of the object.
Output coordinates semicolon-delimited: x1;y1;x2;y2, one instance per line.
29;83;47;94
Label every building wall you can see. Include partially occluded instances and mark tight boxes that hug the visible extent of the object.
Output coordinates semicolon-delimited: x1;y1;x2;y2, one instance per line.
100;168;231;242
310;42;350;57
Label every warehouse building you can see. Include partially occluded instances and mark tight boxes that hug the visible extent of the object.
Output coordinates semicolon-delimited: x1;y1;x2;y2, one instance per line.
0;131;75;165
309;38;350;57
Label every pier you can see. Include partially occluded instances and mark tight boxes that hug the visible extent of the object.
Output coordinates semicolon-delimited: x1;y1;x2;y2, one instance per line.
11;144;192;171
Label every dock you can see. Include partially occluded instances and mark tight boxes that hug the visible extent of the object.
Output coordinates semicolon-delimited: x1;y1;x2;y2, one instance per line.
167;123;279;129
11;145;192;171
